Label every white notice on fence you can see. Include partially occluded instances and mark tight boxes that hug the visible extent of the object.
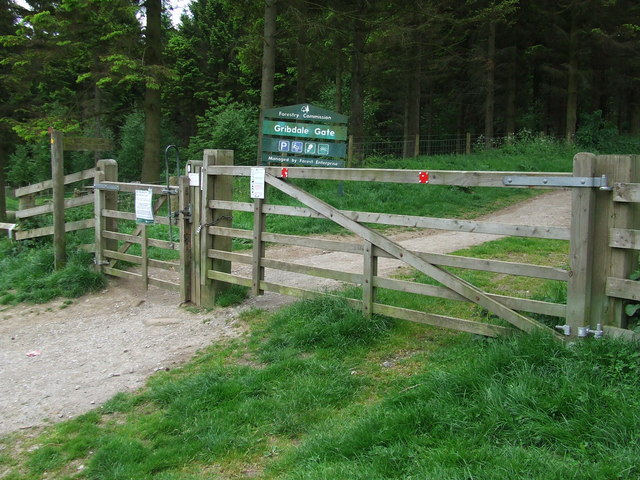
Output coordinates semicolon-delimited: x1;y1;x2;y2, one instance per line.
188;172;200;187
135;189;154;224
250;167;265;199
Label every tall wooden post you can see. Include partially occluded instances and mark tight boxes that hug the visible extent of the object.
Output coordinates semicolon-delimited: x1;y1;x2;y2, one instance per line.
93;169;106;270
178;175;192;304
199;149;233;307
363;241;377;318
50;129;66;269
590;155;639;327
252;195;266;296
96;159;118;253
566;153;597;337
187;161;203;305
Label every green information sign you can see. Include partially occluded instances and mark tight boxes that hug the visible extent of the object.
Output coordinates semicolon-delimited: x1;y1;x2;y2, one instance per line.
262;120;347;141
260;103;348;168
264;104;348;124
262;153;344;168
263;138;346;158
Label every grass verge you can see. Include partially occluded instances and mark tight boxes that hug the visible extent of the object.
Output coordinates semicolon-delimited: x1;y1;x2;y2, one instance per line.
0;239;105;306
2;236;639;480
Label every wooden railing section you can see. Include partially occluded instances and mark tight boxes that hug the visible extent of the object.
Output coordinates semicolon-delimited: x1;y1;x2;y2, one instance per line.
12;167;96;242
198;153;640;340
199;161;576;338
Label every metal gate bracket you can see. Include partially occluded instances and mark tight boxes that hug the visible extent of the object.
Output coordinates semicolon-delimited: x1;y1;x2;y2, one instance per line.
93;183;120;191
503;174;612;190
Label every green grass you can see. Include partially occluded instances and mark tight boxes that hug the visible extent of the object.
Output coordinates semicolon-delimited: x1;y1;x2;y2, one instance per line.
2;234;639;479
0;239;105;305
3;296;638;479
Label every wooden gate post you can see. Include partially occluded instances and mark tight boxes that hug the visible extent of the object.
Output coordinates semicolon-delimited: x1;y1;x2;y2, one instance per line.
178;175;192;304
566;153;597;337
187;161;203;305
363;241;377;318
96;159;118;253
590;155;639;328
50;129;66;269
199;149;233;307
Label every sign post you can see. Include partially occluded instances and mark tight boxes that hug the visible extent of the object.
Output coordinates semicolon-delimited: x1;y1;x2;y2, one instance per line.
261;104;348;169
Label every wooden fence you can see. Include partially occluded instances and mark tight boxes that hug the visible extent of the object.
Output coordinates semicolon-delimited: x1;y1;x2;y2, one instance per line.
12;166;97;244
93;168;191;301
195;151;640;340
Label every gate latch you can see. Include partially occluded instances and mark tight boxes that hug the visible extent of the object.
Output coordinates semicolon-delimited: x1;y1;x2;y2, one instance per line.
172;203;192;223
503;174;613;191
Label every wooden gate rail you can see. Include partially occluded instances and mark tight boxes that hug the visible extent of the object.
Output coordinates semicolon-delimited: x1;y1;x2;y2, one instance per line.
12;166;96;242
93;172;190;301
209;200;570;241
206;165;572;186
605;177;640;325
197;162;576;338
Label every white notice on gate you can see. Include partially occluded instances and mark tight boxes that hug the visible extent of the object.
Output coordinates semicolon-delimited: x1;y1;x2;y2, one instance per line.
188;172;200;187
250;167;265;199
135;189;154;224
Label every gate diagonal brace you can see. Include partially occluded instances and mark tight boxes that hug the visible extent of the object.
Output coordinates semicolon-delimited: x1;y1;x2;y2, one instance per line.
264;173;562;338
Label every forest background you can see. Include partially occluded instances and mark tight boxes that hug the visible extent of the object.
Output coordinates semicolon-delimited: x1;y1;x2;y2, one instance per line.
1;0;639;222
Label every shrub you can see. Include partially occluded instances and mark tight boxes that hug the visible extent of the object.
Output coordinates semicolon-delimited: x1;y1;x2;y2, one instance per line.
186;101;258;165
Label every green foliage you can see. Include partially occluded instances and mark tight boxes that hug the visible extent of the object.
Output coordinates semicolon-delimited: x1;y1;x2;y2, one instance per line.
259;297;394;357
0;240;105;304
116;110;145;181
186;101;258;165
576;110;620;152
214;284;249;307
272;333;640;479
9;294;640;479
6;142;51;186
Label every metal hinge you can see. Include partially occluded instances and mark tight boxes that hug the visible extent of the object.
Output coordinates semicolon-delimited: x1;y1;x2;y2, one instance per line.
503;174;613;191
93;183;120;191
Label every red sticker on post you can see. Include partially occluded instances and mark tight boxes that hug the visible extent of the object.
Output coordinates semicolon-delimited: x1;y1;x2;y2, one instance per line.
281;168;289;178
419;171;429;184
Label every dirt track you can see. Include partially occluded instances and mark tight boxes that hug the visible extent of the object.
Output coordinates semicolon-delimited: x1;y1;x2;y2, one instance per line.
0;190;571;437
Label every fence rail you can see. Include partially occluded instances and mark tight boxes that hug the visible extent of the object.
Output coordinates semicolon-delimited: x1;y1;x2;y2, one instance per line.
12;166;97;243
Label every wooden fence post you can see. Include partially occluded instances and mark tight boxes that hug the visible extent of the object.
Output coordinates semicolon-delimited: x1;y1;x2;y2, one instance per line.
252;194;266;296
96;159;118;253
93;169;106;270
199;149;233;307
50;129;66;269
363;241;377;318
566;152;597;336
178;175;192;304
141;223;149;291
590;155;639;328
187;161;203;305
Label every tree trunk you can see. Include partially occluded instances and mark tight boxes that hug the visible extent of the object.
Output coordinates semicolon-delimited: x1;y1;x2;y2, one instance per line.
484;21;496;148
403;39;421;158
0;133;6;222
141;0;162;183
349;0;367;166
631;85;640;135
295;1;307;104
505;45;517;137
565;16;579;143
256;0;277;165
335;37;343;113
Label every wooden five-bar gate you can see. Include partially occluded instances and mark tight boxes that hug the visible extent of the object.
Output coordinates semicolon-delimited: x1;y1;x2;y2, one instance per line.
86;150;639;341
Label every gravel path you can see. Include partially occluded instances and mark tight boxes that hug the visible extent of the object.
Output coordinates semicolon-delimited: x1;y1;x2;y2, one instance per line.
0;189;571;437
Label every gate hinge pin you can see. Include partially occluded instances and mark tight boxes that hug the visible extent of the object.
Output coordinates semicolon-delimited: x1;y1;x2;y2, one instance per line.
503;174;613;189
